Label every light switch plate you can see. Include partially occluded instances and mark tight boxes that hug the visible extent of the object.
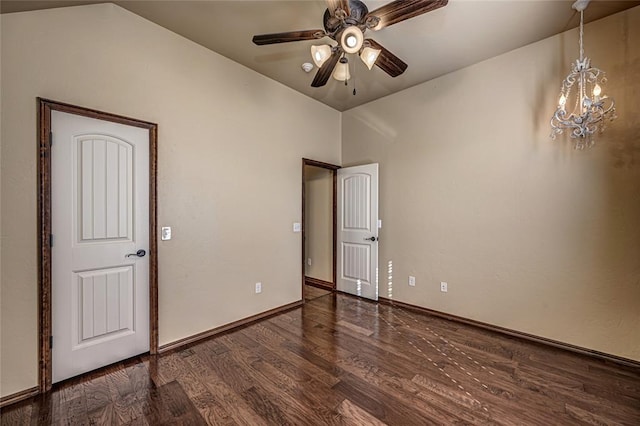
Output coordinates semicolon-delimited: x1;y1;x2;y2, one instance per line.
161;226;171;241
378;219;382;229
293;222;301;232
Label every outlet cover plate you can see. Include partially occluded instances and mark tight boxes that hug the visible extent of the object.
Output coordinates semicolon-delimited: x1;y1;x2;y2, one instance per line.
255;282;262;293
440;282;448;292
409;276;416;286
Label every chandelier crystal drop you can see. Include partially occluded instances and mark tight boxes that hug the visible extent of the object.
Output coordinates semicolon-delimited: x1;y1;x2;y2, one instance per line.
550;0;616;149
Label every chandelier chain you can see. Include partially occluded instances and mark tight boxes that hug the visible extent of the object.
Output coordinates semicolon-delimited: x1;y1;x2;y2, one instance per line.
579;10;584;62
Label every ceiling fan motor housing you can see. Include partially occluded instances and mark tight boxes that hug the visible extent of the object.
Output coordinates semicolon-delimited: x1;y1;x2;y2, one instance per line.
348;0;369;22
323;0;369;34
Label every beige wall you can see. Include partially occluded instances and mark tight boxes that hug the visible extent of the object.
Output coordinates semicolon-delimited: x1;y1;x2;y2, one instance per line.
2;1;639;401
304;166;333;282
343;7;640;361
0;4;340;397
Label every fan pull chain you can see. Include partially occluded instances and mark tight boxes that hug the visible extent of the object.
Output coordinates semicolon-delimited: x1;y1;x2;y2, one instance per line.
352;60;357;96
343;53;349;87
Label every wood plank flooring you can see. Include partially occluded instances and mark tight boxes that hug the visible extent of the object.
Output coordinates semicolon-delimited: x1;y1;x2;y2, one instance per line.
2;289;639;425
304;284;332;302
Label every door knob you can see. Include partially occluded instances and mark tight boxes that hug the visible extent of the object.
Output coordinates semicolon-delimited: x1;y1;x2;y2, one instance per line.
364;236;378;242
126;249;146;258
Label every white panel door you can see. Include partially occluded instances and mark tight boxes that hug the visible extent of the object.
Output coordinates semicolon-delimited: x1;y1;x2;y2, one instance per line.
337;164;379;301
51;110;149;383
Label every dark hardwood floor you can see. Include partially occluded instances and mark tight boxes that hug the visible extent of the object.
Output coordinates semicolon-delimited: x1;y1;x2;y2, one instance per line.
2;291;639;425
304;284;332;302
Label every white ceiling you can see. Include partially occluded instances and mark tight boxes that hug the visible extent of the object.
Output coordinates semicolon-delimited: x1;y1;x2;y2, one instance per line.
3;0;639;111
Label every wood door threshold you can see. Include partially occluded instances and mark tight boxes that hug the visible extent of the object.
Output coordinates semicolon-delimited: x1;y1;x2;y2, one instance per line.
305;276;334;290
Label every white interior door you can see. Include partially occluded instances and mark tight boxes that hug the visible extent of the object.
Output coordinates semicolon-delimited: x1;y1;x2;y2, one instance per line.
51;110;149;383
337;164;379;301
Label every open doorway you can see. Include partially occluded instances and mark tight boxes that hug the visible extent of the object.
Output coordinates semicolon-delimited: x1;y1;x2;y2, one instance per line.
302;159;339;301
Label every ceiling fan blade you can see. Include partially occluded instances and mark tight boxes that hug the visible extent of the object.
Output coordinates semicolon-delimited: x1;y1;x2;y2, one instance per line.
325;0;350;17
367;0;448;30
311;50;341;87
252;29;325;45
365;39;407;77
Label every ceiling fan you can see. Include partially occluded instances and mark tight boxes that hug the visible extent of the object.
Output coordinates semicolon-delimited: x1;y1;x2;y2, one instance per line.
252;0;448;88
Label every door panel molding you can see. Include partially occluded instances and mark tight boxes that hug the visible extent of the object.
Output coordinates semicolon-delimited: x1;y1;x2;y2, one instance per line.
37;98;158;392
337;164;379;301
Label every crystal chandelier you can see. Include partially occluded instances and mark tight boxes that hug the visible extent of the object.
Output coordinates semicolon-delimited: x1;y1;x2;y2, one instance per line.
550;0;616;149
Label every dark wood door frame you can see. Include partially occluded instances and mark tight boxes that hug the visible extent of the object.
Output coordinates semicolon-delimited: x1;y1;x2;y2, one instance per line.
37;98;159;392
301;158;340;298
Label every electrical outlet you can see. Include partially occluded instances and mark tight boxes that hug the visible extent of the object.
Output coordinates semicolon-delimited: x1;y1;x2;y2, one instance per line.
409;276;416;286
307;258;312;266
440;282;448;292
255;282;262;294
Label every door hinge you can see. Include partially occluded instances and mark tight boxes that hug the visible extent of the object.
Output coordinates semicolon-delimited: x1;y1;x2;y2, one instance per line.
49;131;53;147
49;234;54;247
49;335;53;349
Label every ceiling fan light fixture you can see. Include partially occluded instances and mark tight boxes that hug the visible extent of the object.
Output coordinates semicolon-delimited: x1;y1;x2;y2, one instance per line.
253;0;450;88
360;47;381;70
332;57;351;81
311;44;332;68
340;26;363;54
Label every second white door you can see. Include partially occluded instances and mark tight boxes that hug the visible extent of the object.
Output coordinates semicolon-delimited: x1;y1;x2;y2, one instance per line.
51;110;150;383
337;164;379;301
